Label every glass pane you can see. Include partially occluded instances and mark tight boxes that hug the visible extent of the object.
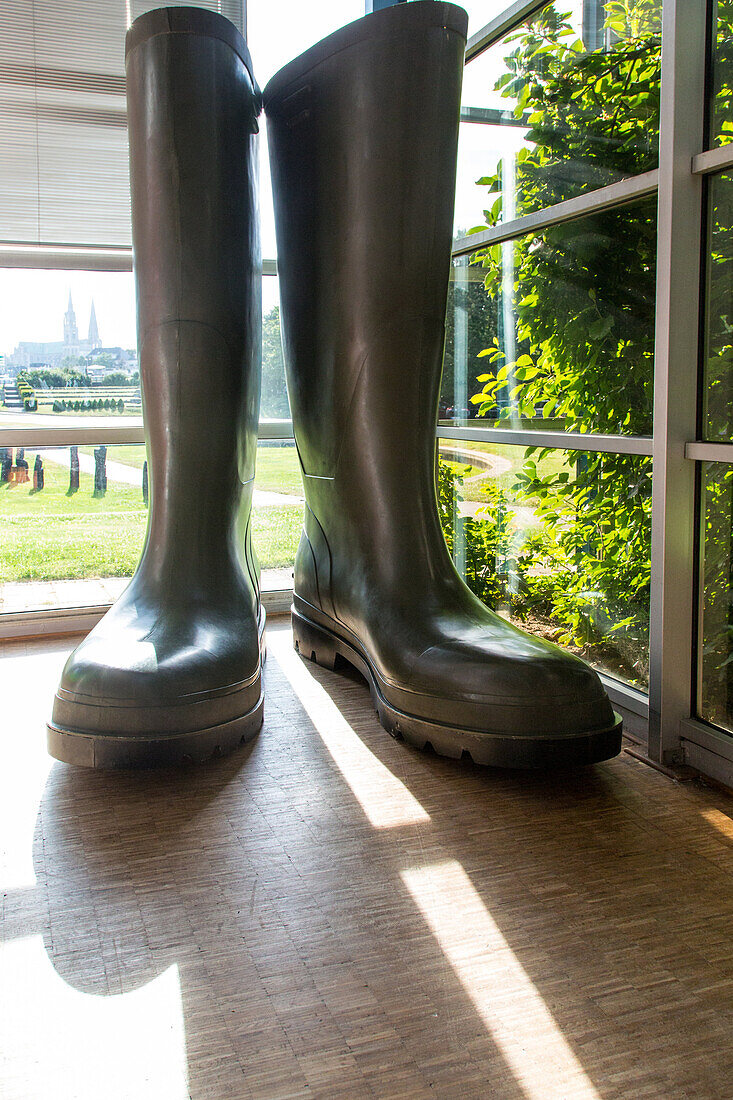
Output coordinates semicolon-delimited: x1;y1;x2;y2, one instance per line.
699;461;733;734
0;269;140;430
702;171;733;442
438;438;651;688
442;198;657;435
249;0;365;258
0;439;300;615
455;0;662;237
461;2;513;34
261;274;289;420
253;439;302;591
0;443;147;614
709;1;733;150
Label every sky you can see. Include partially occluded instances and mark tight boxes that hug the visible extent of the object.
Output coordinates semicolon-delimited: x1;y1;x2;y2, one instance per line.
0;0;528;360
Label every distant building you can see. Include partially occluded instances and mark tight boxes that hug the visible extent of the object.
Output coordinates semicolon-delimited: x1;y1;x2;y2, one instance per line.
82;346;138;384
7;293;103;370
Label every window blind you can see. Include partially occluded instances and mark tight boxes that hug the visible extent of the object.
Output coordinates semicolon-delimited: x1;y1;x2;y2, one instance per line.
0;1;244;253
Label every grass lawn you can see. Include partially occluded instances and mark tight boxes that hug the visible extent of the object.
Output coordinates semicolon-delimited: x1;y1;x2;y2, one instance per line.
77;442;304;497
0;459;146;582
0;452;302;583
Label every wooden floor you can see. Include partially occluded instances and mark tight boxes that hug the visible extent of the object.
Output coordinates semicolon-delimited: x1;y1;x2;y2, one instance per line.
2;620;733;1099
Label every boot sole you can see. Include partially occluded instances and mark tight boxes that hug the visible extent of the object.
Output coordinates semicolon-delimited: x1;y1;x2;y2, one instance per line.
47;690;264;770
292;608;622;769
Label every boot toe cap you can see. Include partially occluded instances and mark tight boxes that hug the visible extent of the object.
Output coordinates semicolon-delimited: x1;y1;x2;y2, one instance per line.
383;626;617;738
51;599;263;739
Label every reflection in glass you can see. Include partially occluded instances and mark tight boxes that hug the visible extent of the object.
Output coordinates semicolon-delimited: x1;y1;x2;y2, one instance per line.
454;0;662;237
442;198;657;435
703;172;733;442
709;3;733;150
0;440;302;614
437;439;651;687
699;462;733;734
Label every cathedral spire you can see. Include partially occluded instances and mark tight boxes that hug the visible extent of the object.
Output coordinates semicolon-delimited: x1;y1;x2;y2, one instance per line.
63;292;78;345
88;300;101;347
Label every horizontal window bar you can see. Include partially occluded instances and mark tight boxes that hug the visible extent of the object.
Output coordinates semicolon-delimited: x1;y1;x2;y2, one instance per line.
452;170;659;256
0;243;279;275
0;423;145;447
601;676;649;718
0;419;294;449
459;106;528;128
0;588;293;639
465;0;547;63
684;441;733;463
680;717;733;757
0;243;134;272
680;718;733;786
258;419;293;440
691;145;733;176
437;424;653;455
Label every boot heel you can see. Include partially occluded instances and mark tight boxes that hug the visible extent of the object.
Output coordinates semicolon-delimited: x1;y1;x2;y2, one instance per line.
292;611;338;670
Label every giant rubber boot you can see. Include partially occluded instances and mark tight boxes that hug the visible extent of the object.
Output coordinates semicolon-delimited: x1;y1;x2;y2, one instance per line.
47;7;264;768
265;1;622;768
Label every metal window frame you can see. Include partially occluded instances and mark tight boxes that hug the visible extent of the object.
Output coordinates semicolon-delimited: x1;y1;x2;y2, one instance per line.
452;170;660;255
444;0;733;783
0;244;279;275
692;145;733;176
647;0;707;765
465;0;548;63
437;424;653;456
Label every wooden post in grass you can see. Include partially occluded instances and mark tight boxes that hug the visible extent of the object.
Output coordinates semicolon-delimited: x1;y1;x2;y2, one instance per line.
142;460;149;506
93;446;107;498
33;454;44;491
69;447;80;494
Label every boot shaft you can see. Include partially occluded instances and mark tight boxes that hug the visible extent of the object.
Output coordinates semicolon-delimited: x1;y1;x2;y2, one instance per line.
265;1;467;488
125;8;261;579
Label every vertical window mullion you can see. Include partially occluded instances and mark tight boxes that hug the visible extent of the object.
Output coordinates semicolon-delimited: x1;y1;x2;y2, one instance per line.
647;0;707;764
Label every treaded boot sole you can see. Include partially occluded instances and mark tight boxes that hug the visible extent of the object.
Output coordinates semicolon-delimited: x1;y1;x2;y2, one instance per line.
47;691;264;769
292;608;622;769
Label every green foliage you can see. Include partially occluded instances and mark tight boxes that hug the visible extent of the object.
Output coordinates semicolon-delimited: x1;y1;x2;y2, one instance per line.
21;366;92;388
261;306;290;419
438;2;662;681
710;0;733;149
101;371;136;386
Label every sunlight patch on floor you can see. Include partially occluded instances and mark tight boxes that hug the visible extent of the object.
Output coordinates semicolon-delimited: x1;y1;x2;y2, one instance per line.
271;631;430;829
700;806;733;839
0;941;188;1100
402;860;601;1100
0;649;63;888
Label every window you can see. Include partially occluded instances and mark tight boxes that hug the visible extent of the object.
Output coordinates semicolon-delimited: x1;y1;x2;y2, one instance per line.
2;1;733;787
